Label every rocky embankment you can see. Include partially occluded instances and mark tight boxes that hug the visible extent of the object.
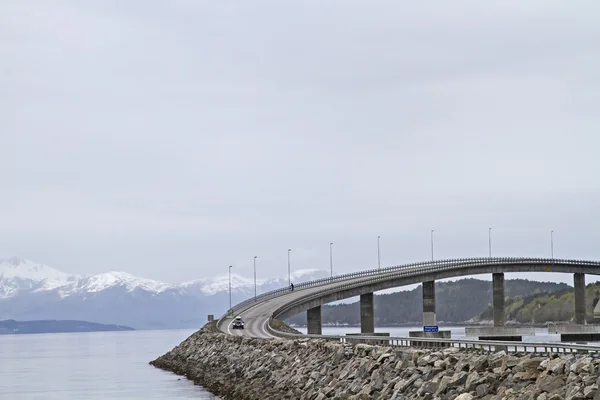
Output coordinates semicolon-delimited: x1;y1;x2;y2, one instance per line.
151;324;600;400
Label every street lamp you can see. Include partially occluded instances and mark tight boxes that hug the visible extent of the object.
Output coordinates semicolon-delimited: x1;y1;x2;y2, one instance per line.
377;236;381;269
329;242;333;276
228;265;233;316
253;256;258;301
489;228;492;258
287;249;291;286
430;230;434;261
551;231;554;259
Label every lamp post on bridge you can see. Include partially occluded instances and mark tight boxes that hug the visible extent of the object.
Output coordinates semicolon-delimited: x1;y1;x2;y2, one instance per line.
430;230;434;261
253;256;258;301
287;249;291;287
228;265;233;316
551;230;554;259
489;228;492;257
329;242;333;276
377;236;381;269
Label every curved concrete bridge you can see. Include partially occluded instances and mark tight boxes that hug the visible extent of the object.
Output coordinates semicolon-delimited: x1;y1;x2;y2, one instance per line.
218;257;600;341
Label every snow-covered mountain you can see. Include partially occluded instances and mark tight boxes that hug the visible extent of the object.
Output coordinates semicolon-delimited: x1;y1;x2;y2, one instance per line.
0;257;79;298
178;268;326;297
0;257;329;329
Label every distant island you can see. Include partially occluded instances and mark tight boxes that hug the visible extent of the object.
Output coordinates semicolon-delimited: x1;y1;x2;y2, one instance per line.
0;319;135;335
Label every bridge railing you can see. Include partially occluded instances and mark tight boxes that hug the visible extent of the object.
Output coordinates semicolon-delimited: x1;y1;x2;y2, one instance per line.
265;319;600;355
220;257;480;319
268;257;600;321
220;257;600;323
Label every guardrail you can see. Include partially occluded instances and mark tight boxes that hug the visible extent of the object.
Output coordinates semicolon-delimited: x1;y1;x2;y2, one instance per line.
266;319;600;355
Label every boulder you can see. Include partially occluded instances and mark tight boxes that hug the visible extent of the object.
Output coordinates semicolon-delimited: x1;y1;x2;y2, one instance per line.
454;394;474;400
547;358;566;375
538;374;566;393
476;383;490;397
515;357;545;373
420;380;439;395
583;384;597;399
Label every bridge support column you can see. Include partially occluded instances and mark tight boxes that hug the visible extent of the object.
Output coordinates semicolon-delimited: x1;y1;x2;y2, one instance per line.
493;272;505;327
467;272;532;340
422;281;436;326
574;273;586;325
548;273;600;342
307;306;322;335
465;272;535;341
409;281;452;346
360;293;374;334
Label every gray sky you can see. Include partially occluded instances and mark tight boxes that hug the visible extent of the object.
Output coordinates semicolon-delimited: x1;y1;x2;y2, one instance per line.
1;0;599;285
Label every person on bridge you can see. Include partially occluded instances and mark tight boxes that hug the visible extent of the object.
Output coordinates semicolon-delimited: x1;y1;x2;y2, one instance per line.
290;283;294;291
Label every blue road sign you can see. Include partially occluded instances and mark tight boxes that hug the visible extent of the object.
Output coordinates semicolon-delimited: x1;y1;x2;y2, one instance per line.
423;325;439;333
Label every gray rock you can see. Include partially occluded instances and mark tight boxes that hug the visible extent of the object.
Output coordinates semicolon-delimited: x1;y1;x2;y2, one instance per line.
454;394;474;400
568;372;583;384
547;358;566;375
515;357;545;373
421;380;439;395
448;371;468;388
570;357;593;374
538;374;566;393
465;371;480;391
469;355;489;372
371;369;384;391
395;374;421;392
476;383;490;397
435;375;453;396
583;384;597;398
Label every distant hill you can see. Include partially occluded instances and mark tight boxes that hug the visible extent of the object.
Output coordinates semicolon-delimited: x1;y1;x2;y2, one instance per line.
0;319;135;335
285;278;570;326
478;282;600;324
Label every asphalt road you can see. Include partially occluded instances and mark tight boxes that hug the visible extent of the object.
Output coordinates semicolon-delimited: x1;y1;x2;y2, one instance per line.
219;260;478;338
220;273;398;338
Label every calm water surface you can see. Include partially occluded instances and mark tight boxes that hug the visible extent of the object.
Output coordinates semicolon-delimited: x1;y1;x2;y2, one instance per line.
0;329;219;400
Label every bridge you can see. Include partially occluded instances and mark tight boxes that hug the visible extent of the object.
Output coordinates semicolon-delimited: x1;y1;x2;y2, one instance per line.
218;257;600;343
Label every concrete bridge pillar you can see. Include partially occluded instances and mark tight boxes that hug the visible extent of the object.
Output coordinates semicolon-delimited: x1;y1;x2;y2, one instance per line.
360;293;374;334
422;281;436;326
493;273;505;327
307;306;322;335
574;273;586;325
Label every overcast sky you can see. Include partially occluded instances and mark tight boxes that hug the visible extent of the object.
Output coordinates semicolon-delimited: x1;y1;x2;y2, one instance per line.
1;1;599;285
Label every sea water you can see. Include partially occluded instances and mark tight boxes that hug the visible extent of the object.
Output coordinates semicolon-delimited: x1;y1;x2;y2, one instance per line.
0;329;219;400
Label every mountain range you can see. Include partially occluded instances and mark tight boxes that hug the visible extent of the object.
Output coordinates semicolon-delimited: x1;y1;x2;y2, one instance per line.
0;256;329;330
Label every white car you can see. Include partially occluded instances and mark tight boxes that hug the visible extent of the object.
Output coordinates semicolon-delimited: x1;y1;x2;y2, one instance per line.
232;317;244;329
